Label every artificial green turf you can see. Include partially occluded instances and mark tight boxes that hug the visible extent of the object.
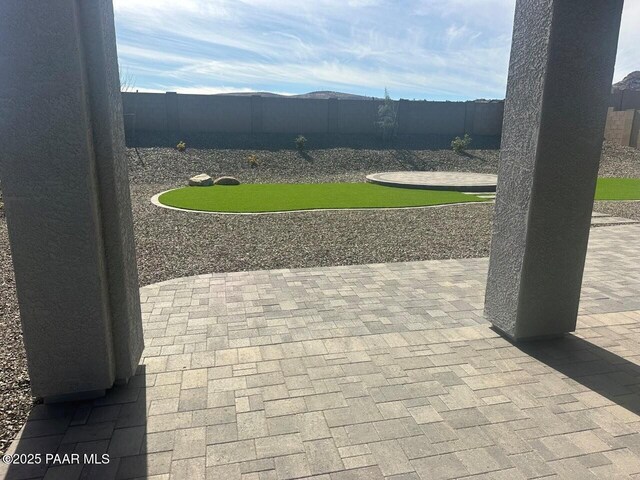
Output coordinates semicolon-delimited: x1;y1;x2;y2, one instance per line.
158;183;487;213
158;178;640;213
594;177;640;201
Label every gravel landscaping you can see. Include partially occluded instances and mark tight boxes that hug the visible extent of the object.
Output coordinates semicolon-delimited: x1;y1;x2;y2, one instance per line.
129;145;501;185
1;140;639;452
129;145;502;285
598;142;640;178
132;183;494;286
593;200;640;222
0;217;31;456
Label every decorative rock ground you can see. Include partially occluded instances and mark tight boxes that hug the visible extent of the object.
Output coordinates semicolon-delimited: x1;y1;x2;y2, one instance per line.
214;176;240;185
188;173;213;186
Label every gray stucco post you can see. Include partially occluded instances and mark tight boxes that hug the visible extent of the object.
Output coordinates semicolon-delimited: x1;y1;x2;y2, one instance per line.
484;0;624;340
0;0;144;401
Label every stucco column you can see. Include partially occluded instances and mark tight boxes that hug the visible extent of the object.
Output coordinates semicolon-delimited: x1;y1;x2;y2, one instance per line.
0;0;144;401
484;0;624;340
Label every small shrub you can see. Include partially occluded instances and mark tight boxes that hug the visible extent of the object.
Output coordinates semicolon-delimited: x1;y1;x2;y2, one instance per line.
295;135;307;151
376;88;398;143
451;134;472;154
247;154;259;168
176;140;186;152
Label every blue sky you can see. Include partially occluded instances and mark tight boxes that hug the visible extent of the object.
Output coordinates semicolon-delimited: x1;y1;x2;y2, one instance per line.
113;0;640;101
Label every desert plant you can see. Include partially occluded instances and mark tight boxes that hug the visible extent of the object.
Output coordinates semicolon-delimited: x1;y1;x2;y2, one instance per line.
376;88;398;143
451;134;472;154
176;141;186;152
247;154;259;168
119;67;136;93
295;135;307;151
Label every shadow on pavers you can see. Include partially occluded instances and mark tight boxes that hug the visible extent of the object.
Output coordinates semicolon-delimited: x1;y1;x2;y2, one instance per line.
2;366;151;480
513;334;640;416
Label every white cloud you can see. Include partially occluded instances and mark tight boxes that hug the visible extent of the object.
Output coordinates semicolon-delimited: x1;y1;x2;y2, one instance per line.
113;0;230;17
164;86;296;95
615;0;640;82
113;0;637;99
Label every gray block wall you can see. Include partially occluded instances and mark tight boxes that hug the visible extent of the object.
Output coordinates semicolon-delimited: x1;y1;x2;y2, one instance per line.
398;100;467;135
121;92;505;139
610;90;640;111
335;99;381;134
262;97;330;133
178;94;252;133
470;102;505;136
121;90;629;145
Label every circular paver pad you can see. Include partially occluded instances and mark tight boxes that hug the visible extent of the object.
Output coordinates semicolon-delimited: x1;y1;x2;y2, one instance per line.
366;171;497;192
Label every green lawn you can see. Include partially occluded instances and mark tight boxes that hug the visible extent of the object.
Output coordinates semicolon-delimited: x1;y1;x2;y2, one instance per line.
595;178;640;201
158;183;487;213
157;178;640;213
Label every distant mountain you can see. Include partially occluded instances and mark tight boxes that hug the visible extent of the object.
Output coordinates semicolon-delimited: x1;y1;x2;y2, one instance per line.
222;91;285;98
613;71;640;92
294;91;378;100
219;91;506;102
220;90;379;100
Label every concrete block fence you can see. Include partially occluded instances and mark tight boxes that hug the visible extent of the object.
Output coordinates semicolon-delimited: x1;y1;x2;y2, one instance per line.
604;107;640;148
122;90;638;148
609;89;640;111
122;92;505;142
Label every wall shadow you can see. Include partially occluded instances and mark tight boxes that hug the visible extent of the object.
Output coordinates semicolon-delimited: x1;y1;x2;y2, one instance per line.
3;366;149;480
299;151;315;162
512;334;640;416
126;132;502;152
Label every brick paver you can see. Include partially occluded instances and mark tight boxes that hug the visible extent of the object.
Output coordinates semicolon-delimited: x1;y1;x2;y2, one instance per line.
366;172;498;191
2;224;640;479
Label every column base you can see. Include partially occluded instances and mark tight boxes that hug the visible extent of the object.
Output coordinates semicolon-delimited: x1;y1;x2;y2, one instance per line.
489;324;568;343
43;389;106;404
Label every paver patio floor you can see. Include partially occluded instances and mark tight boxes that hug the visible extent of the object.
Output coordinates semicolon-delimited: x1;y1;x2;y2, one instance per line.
365;172;498;191
2;224;640;480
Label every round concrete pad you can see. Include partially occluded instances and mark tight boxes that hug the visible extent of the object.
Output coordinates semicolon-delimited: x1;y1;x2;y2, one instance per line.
366;171;498;192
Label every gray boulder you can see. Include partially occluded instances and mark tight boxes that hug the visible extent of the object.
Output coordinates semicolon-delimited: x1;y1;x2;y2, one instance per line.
188;174;213;186
214;176;240;186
